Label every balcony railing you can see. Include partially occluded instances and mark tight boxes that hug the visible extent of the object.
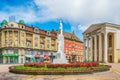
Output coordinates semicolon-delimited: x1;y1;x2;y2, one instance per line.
26;37;32;41
26;45;32;48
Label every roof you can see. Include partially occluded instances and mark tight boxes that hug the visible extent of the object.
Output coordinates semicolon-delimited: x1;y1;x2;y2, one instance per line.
19;20;25;24
25;26;57;37
52;30;83;43
26;26;33;32
2;20;8;25
63;31;83;43
1;20;57;37
83;22;120;34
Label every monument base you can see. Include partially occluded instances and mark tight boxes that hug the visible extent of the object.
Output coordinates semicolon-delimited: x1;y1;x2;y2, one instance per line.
53;59;68;64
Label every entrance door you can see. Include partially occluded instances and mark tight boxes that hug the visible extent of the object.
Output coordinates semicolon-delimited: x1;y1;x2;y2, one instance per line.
10;57;13;63
108;55;113;63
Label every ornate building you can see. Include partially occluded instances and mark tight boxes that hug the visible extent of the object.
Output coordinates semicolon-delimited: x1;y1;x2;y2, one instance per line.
63;31;83;62
83;23;120;63
0;20;58;64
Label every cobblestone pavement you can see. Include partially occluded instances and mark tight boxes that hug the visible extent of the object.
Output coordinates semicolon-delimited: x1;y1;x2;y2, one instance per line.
0;64;120;80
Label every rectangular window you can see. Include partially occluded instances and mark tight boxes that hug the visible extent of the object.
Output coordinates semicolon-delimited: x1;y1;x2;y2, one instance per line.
14;49;18;54
26;41;31;47
35;42;38;47
47;38;51;43
15;40;18;46
47;44;50;48
21;41;24;46
21;32;24;37
8;49;14;54
40;37;45;43
15;33;18;37
9;39;12;46
34;35;38;40
51;39;55;44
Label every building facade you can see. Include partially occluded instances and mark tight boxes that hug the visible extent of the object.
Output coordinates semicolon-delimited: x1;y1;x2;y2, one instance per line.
63;32;84;62
83;23;120;63
0;20;58;64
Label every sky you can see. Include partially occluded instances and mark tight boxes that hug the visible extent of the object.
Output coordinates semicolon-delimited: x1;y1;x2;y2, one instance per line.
0;0;120;40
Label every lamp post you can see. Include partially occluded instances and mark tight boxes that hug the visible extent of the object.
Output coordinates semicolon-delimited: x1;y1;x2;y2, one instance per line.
50;53;54;63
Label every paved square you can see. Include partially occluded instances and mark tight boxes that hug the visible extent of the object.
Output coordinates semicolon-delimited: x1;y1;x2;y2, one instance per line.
0;64;120;80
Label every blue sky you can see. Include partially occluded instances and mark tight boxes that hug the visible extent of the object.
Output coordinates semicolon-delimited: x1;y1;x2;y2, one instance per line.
0;0;120;40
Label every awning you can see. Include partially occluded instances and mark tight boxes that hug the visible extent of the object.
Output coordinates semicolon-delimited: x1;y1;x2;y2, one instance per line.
25;55;34;58
35;54;40;58
3;54;18;57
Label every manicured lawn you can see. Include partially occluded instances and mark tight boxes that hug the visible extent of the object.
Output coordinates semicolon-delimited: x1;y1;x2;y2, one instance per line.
14;65;106;71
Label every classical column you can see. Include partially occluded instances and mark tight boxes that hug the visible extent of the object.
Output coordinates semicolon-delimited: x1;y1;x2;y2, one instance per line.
94;35;97;61
104;32;108;63
12;31;14;46
90;37;93;61
98;33;102;62
85;38;90;61
84;39;86;60
7;31;9;47
1;31;4;47
86;38;89;60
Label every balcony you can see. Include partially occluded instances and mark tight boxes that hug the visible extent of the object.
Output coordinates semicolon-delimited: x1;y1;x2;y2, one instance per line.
40;44;45;49
26;37;32;41
40;39;45;43
26;42;32;48
26;45;32;48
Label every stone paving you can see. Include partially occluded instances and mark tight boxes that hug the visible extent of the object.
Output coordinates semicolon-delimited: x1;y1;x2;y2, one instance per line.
0;64;120;80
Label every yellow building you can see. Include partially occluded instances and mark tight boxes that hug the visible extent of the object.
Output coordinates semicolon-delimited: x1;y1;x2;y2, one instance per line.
0;20;58;64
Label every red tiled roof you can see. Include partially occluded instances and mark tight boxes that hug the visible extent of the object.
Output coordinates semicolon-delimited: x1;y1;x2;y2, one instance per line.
52;30;83;43
51;33;57;37
26;26;33;32
39;29;46;35
25;26;57;37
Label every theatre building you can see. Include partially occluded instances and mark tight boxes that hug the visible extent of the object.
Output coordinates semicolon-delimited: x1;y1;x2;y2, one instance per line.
0;20;58;64
83;23;120;63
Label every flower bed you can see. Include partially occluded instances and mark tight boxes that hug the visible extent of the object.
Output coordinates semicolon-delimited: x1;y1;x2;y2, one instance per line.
24;62;99;68
9;62;111;75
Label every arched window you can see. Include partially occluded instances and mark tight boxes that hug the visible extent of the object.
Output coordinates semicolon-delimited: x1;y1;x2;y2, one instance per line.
22;26;24;29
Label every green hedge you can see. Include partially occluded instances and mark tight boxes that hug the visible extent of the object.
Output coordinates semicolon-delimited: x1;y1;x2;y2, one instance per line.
9;65;111;75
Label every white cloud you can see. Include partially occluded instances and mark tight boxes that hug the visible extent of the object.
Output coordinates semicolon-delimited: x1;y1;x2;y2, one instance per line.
1;0;120;32
78;24;89;31
34;0;120;31
0;6;39;23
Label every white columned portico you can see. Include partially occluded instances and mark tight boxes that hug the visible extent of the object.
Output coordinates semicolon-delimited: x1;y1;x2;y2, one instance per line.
86;38;89;60
98;33;102;62
84;39;86;60
85;38;88;60
90;37;93;61
104;32;108;63
94;35;97;61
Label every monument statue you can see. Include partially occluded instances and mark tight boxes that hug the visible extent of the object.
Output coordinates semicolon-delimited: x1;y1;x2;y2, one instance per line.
53;20;68;64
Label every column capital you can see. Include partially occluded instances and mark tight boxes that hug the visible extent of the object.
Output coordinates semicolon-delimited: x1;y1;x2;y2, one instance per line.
89;36;93;39
98;33;102;36
104;31;109;34
93;35;97;39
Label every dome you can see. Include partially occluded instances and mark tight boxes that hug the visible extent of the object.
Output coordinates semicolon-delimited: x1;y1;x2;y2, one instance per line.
19;20;25;24
2;20;8;25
